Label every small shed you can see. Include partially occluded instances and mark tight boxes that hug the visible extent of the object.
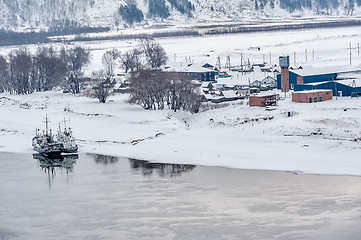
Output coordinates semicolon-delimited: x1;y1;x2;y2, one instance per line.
236;87;250;97
201;81;213;89
292;89;332;103
249;93;279;107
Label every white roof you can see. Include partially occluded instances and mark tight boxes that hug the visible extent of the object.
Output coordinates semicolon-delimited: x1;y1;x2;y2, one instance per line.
290;65;361;77
221;90;238;98
337;72;361;79
304;79;361;87
201;82;212;87
250;92;279;97
335;79;361;87
164;62;214;73
203;93;223;100
294;89;332;94
216;72;270;86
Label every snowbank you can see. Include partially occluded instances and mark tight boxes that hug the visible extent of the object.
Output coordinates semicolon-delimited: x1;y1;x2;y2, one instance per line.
1;90;361;176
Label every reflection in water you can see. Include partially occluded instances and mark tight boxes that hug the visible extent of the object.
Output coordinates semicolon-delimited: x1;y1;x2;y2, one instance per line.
129;158;196;177
88;153;119;165
1;153;360;239
33;153;77;188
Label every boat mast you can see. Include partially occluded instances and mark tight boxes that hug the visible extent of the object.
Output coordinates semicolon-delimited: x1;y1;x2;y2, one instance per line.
44;115;49;136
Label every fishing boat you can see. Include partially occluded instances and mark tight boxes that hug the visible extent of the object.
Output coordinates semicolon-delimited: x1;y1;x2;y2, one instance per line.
56;119;78;154
32;115;63;157
32;116;78;157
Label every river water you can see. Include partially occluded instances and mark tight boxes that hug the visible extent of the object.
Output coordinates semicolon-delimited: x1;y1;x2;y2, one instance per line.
0;152;360;240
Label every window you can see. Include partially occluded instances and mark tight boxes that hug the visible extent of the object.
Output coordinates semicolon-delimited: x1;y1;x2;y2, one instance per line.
319;97;322;102
290;83;294;90
314;97;317;102
309;98;312;103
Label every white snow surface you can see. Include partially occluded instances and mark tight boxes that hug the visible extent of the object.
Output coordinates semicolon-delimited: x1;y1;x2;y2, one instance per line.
1;91;361;176
1;26;361;176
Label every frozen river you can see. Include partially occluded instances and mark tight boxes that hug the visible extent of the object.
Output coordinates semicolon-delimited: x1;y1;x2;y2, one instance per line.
0;152;360;240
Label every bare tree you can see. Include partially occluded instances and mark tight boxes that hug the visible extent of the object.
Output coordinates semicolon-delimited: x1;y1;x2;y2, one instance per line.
1;46;72;94
128;69;202;113
129;70;164;110
33;46;67;91
102;48;120;78
0;55;8;93
164;72;203;113
63;46;91;94
89;70;115;103
8;48;32;94
141;38;168;69
119;48;143;73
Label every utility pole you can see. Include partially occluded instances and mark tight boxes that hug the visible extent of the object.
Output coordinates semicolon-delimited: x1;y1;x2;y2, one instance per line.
294;52;296;67
240;53;243;75
269;52;272;65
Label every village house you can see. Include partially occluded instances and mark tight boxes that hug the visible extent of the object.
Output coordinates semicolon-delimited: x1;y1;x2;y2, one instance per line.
250;76;277;90
163;62;216;81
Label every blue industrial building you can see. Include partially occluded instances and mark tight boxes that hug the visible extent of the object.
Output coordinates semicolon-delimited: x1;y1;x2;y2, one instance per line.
277;65;361;96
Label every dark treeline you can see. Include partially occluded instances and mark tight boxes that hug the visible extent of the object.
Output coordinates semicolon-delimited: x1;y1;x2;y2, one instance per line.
118;4;144;25
279;0;360;13
0;26;110;46
2;18;361;47
0;46;90;94
48;19;110;36
0;38;204;113
65;19;361;44
0;30;49;46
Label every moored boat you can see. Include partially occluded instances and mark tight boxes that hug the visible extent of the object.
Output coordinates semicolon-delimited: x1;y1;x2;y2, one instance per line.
56;119;78;154
32;116;78;157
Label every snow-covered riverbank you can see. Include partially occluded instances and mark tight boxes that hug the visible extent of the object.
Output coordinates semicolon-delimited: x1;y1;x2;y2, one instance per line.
1;25;361;175
1;90;361;176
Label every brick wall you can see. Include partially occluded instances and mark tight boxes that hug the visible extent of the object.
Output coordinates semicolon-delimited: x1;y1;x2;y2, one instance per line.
281;68;289;92
292;90;332;103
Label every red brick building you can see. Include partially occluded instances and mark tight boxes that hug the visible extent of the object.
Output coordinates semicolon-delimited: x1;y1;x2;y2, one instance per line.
249;94;279;107
292;90;332;103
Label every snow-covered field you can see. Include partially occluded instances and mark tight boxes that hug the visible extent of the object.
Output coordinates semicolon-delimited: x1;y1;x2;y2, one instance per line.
1;26;361;176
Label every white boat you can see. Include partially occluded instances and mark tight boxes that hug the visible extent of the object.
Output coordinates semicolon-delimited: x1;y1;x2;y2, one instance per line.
32;116;78;157
56;119;78;154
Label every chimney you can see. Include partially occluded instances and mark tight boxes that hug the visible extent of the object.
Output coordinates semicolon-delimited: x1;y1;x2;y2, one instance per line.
279;56;290;92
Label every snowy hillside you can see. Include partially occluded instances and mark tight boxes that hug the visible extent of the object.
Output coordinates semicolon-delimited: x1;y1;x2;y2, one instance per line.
1;0;361;32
